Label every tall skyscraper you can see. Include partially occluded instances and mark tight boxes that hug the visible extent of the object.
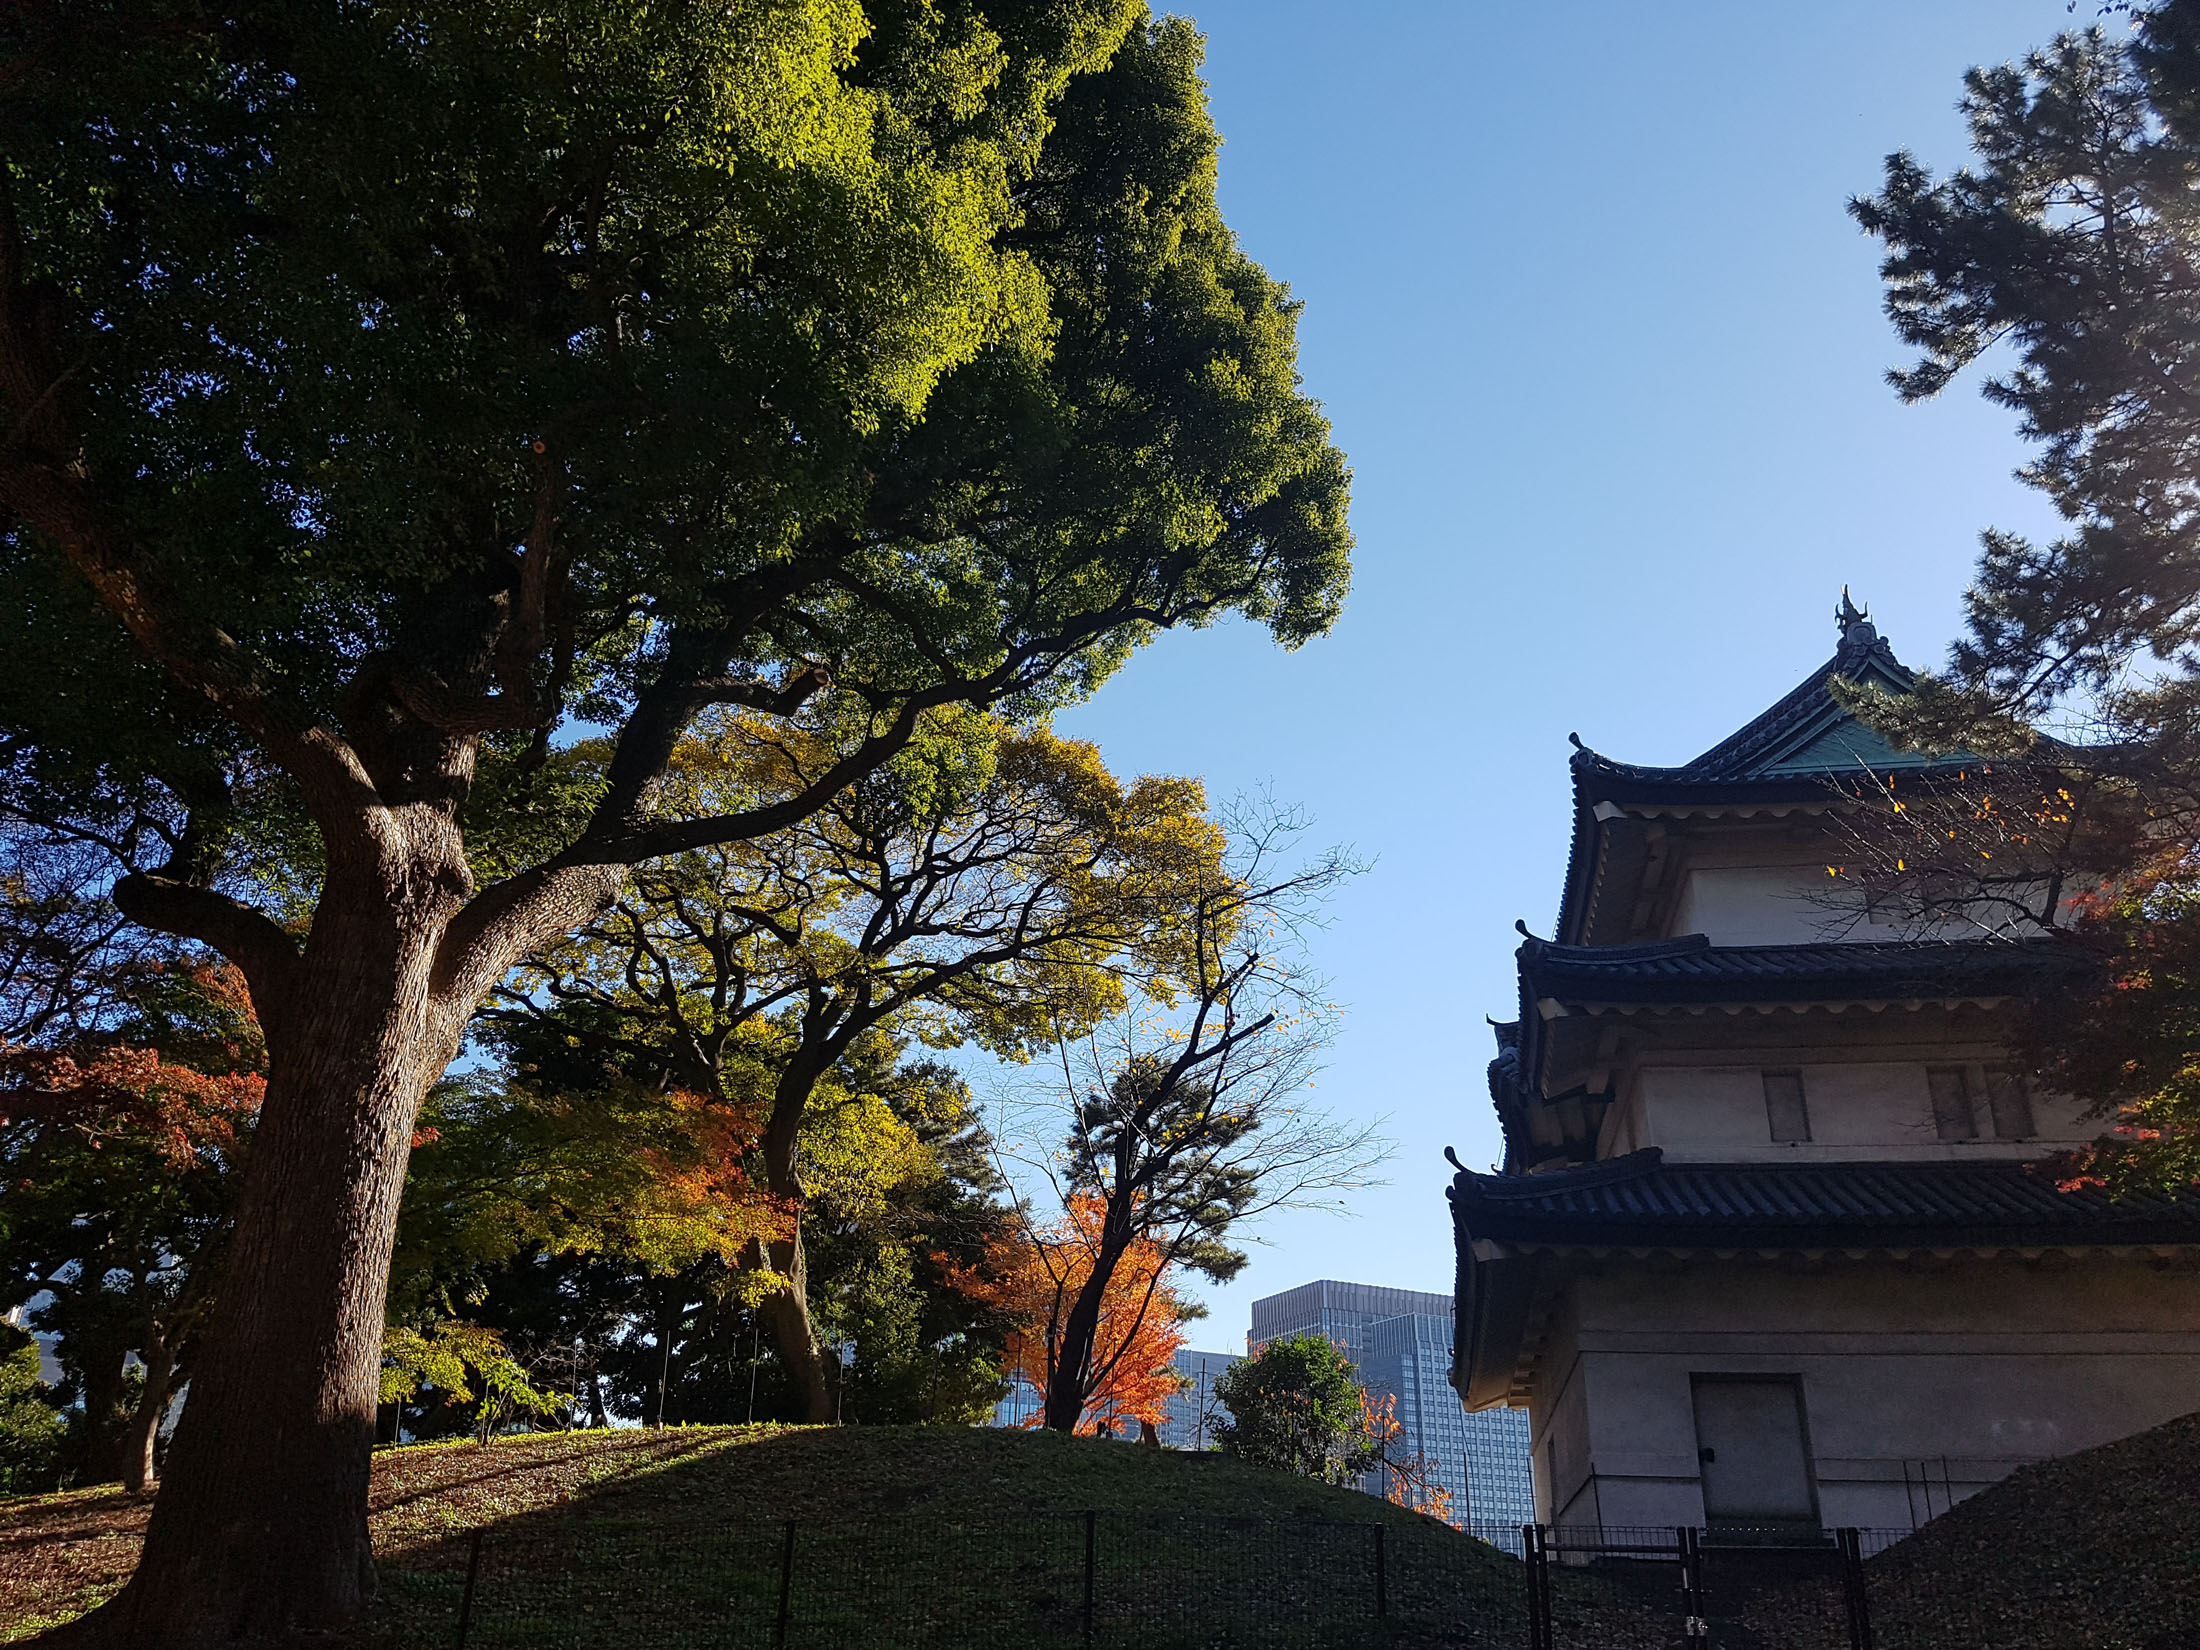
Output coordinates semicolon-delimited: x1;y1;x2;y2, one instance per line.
1246;1278;1534;1528
1157;1347;1240;1450
1247;1279;1451;1367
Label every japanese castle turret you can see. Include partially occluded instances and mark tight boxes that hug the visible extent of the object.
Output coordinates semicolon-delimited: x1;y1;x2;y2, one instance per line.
1452;598;2200;1534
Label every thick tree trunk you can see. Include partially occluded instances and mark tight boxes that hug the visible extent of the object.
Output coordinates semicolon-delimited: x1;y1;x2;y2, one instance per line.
75;895;463;1647
757;1228;832;1424
751;1048;835;1425
1041;1228;1132;1434
118;1336;175;1495
69;1337;130;1486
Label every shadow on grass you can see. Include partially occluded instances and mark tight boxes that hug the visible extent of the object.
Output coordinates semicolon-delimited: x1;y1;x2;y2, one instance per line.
356;1429;1578;1650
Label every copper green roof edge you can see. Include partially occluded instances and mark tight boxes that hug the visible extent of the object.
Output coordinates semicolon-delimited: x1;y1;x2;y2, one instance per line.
1569;638;1941;788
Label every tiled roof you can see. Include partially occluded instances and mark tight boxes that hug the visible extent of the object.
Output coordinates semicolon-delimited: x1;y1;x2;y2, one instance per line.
1554;621;1940;948
1569;625;1924;791
1520;935;2089;1008
1449;1150;2200;1251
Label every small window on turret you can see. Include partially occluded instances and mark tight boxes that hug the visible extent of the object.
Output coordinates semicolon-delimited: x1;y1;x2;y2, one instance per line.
1762;1071;1811;1142
1927;1066;1978;1141
1983;1067;2036;1139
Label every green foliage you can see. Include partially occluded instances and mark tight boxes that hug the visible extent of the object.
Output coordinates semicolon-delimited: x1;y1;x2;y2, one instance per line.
1849;4;2200;1194
801;1052;1018;1424
1212;1334;1382;1485
390;1028;1015;1427
0;1;1347;832
390;1072;780;1324
379;1320;563;1445
0;1324;67;1496
1851;6;2200;711
1066;1057;1255;1286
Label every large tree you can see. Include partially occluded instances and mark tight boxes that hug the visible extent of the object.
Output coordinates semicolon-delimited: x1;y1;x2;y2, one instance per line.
997;807;1385;1433
484;715;1212;1419
0;4;1349;1638
1846;2;2200;1189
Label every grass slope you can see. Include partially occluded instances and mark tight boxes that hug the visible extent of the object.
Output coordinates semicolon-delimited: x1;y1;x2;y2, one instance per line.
3;1427;1565;1648
1851;1408;2200;1650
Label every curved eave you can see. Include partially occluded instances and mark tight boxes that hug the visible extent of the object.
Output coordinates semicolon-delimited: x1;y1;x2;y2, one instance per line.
1555;759;1912;947
1538;995;2018;1019
1464;1229;2200;1255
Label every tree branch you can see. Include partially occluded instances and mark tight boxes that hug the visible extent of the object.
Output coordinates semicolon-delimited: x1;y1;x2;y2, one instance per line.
110;873;299;1033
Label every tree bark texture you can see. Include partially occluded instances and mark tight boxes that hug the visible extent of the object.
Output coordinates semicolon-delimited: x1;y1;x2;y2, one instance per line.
750;1050;835;1425
81;855;483;1645
758;1228;832;1425
119;1335;175;1496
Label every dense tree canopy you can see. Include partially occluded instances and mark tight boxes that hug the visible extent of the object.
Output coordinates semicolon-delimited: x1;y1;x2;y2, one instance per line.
0;960;263;1493
0;2;1349;1635
1212;1333;1382;1486
478;714;1219;1417
1849;2;2200;1190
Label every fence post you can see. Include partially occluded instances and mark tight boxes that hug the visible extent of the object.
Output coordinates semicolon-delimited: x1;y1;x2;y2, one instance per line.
1373;1523;1388;1621
452;1527;483;1650
1678;1526;1708;1649
774;1520;796;1649
1082;1510;1096;1643
1522;1525;1550;1650
1839;1528;1874;1650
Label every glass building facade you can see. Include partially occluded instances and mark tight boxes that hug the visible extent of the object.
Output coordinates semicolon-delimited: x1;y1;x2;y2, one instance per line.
1157;1348;1240;1450
1246;1278;1535;1528
988;1348;1242;1446
987;1372;1043;1429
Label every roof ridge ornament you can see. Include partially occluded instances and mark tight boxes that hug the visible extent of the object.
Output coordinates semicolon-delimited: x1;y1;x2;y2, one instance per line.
1835;585;1880;667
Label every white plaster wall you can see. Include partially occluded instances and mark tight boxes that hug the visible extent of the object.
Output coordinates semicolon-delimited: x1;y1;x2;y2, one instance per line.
1663;861;2041;945
1631;1061;2096;1162
1526;1258;2200;1532
1669;867;1848;945
1637;1066;1765;1155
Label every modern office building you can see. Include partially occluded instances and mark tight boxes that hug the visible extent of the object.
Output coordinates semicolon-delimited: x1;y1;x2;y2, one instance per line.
1246;1278;1535;1526
987;1371;1043;1429
1247;1279;1451;1366
1360;1310;1536;1529
1157;1347;1240;1450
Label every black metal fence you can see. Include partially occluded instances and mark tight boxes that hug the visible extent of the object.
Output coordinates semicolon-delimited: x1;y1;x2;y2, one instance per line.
401;1513;1528;1649
368;1514;2148;1649
1524;1524;1875;1650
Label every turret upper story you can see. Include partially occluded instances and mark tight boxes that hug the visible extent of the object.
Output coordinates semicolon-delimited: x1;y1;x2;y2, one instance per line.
1489;597;2096;1173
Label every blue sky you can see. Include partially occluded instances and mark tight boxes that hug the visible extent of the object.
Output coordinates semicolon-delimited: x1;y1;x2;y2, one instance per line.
1031;0;2119;1352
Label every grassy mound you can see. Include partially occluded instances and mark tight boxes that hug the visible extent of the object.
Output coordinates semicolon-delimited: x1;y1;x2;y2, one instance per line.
1852;1408;2200;1650
3;1427;1569;1648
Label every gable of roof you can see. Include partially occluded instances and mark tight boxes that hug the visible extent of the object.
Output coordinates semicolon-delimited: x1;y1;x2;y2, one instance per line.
1553;606;1966;947
1665;626;1922;782
1570;613;1944;795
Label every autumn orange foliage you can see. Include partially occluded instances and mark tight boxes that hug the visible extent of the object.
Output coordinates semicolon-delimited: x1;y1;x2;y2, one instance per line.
0;963;265;1163
0;1044;262;1159
947;1195;1189;1434
1361;1389;1456;1524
